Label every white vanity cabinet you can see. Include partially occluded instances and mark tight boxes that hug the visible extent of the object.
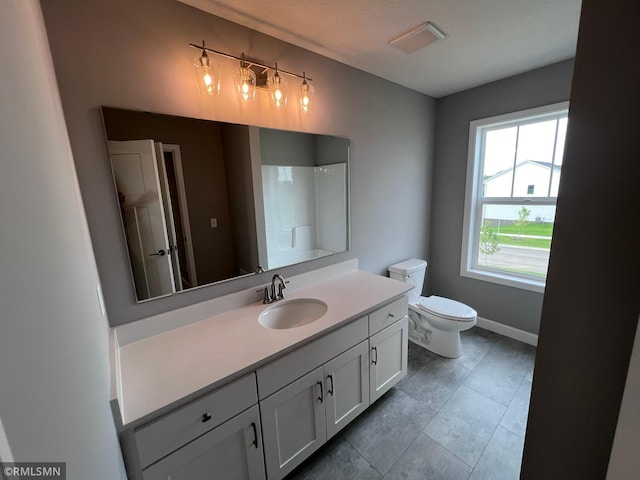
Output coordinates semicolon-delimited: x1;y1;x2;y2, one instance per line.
132;373;265;480
370;317;409;402
324;339;370;439
257;318;370;479
260;367;326;479
119;290;409;480
142;405;265;480
368;296;409;403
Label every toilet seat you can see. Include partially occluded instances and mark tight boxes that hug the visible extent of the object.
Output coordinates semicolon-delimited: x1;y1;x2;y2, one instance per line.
411;295;477;322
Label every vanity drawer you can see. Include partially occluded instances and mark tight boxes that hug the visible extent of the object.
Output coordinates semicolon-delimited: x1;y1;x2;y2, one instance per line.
256;316;368;399
135;372;257;469
369;296;408;335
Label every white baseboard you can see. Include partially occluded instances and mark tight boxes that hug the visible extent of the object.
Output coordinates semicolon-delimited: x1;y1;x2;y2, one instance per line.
476;316;538;346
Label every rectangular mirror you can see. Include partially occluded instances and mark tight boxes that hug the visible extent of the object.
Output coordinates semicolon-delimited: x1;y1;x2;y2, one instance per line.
101;107;350;302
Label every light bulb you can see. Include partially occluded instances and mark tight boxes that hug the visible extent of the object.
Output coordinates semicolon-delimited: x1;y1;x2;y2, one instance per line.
299;73;314;112
269;65;287;108
193;43;220;96
234;60;256;103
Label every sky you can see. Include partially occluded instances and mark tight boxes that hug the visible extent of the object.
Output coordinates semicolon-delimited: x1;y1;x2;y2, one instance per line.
483;117;567;178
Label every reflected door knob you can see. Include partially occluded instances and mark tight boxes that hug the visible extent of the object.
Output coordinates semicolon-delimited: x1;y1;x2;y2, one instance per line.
149;249;167;257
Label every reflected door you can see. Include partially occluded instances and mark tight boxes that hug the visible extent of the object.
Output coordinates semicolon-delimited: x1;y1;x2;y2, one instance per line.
154;142;183;291
108;139;175;300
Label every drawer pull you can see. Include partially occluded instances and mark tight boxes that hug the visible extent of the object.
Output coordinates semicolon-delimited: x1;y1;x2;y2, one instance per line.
201;413;212;423
372;346;378;365
317;381;324;403
388;313;395;318
250;422;259;448
327;374;334;396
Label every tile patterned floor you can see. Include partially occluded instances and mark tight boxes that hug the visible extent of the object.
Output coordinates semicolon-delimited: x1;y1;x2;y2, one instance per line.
285;327;535;480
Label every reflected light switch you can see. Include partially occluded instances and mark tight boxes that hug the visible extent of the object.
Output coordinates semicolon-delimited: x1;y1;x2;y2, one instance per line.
210;218;217;228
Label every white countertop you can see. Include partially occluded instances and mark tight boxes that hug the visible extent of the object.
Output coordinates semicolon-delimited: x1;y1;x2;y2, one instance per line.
115;270;411;427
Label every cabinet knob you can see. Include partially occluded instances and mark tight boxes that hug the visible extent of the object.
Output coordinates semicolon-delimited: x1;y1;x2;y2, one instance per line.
201;413;212;423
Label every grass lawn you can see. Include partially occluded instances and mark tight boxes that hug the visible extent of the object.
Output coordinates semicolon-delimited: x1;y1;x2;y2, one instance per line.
494;222;553;236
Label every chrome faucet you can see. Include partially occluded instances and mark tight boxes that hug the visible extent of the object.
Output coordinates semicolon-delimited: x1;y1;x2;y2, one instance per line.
271;274;287;300
256;273;289;304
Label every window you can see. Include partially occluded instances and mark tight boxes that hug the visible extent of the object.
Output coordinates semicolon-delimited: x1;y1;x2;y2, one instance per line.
461;102;569;292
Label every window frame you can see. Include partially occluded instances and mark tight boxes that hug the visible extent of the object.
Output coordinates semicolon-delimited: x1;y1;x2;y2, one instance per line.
460;101;569;293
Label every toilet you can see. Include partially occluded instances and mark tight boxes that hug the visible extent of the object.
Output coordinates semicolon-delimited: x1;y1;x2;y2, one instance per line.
389;259;477;358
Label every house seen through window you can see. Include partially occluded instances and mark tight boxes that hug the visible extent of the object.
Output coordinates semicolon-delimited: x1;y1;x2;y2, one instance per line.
461;102;569;292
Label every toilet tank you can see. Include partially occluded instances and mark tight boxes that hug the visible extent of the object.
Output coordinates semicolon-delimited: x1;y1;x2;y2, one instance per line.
388;259;427;301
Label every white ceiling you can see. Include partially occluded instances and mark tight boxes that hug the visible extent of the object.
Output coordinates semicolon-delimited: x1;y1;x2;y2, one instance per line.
180;0;582;98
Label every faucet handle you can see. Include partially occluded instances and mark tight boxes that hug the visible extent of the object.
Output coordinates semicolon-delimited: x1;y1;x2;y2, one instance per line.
277;282;286;299
256;287;273;304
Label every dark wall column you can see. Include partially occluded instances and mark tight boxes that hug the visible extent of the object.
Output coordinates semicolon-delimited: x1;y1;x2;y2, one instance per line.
521;0;640;478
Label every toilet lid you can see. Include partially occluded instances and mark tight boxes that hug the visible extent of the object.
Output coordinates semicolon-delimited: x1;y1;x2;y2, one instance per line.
418;296;477;321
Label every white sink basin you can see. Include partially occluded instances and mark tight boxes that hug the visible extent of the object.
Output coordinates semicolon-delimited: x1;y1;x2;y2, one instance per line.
259;298;328;329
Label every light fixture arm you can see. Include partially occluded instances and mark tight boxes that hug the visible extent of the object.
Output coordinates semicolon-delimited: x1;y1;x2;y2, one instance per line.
189;42;312;82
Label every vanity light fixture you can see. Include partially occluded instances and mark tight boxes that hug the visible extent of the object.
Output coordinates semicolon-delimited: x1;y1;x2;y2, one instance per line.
193;41;220;96
189;41;313;112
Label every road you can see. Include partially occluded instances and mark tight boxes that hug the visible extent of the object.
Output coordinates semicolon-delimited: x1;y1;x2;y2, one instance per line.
480;245;550;275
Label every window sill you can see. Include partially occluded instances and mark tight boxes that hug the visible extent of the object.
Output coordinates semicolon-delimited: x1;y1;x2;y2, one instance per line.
461;268;546;293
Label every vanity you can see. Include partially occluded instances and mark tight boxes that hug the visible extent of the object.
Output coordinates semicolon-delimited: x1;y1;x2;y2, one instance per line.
100;103;411;479
99;68;406;480
111;263;411;480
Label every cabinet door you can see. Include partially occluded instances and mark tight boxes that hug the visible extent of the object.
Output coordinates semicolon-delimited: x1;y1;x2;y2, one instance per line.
142;405;265;480
324;340;370;440
261;367;326;480
370;316;408;403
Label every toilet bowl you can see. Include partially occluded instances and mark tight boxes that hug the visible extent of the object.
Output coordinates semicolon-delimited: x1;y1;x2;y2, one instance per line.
389;259;477;358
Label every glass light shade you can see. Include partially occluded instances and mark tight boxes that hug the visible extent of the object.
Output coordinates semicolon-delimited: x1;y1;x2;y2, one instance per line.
193;52;220;96
233;64;257;103
299;78;315;113
268;71;288;108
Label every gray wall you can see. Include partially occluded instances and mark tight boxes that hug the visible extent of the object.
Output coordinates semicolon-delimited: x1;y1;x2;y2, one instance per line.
221;124;260;274
260;129;316;166
40;0;435;326
316;136;350;165
430;60;574;334
0;1;125;477
607;316;640;479
521;0;640;476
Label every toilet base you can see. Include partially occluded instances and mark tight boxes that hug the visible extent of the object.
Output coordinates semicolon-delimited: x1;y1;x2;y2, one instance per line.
409;329;463;358
408;308;470;358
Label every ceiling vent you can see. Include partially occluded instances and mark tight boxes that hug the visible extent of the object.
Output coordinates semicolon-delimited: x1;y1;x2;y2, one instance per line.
388;21;448;53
